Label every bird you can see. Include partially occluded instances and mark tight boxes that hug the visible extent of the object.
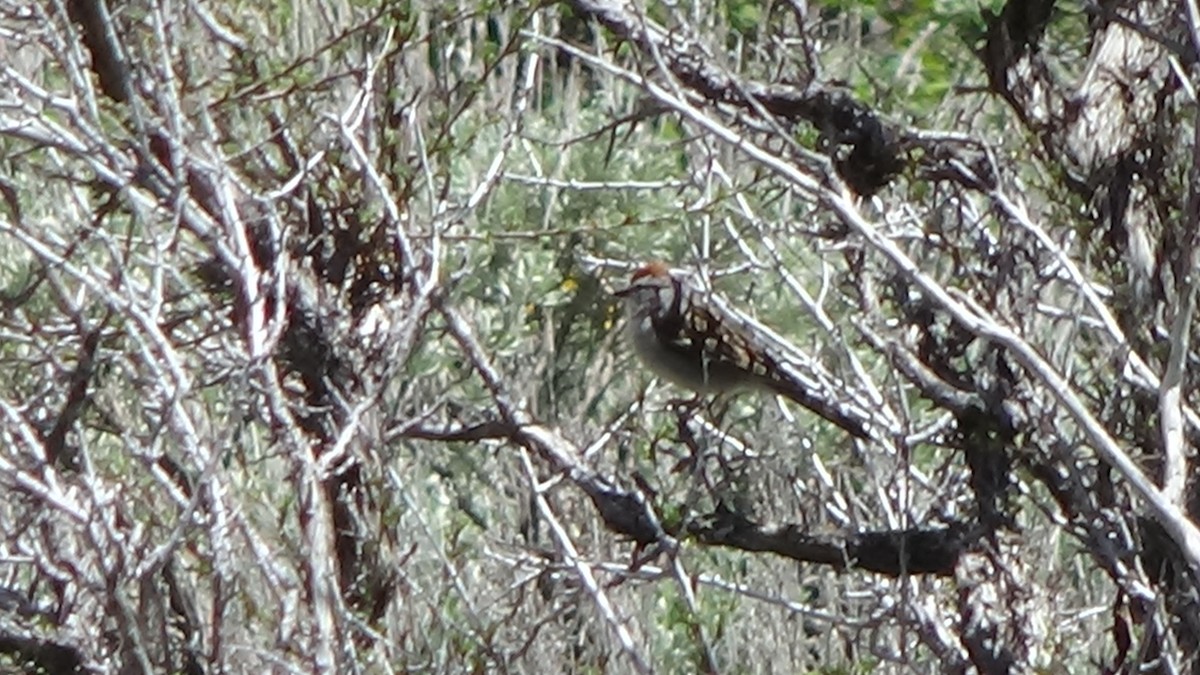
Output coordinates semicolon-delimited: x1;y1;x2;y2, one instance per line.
614;261;871;439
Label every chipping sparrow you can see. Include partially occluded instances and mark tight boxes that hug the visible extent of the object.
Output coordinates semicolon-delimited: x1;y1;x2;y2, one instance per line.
615;261;871;439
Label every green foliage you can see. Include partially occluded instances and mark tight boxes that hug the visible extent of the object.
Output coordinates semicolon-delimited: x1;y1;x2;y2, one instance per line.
810;0;1001;112
5;0;1182;671
651;579;741;673
811;661;880;675
723;0;762;37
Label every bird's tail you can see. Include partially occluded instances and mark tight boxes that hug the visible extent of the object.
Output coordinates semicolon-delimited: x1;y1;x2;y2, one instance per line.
769;376;874;440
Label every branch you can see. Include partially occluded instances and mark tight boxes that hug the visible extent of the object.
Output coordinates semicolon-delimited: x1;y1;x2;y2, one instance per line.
1160;1;1200;506
0;630;87;674
543;35;1200;583
687;508;977;577
564;0;902;195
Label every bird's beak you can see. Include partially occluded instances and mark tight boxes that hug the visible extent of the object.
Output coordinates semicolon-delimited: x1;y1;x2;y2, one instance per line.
613;285;635;298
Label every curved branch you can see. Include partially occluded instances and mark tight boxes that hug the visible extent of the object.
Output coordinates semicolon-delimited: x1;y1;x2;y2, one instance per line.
564;0;903;194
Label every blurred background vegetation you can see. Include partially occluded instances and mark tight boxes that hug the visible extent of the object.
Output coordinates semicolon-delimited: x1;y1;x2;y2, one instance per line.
1;0;1197;672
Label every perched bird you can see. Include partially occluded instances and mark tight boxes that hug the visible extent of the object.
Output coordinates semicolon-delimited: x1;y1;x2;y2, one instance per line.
615;261;871;439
